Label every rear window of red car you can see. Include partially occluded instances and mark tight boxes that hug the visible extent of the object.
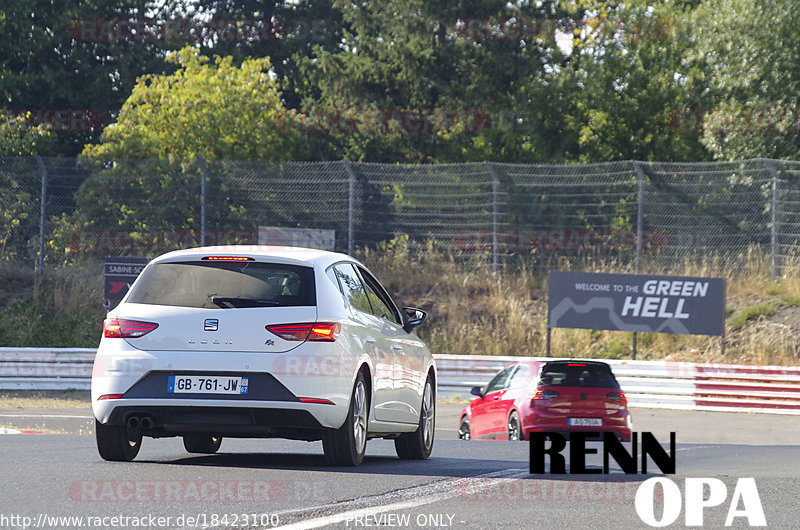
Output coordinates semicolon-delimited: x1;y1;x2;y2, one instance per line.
539;362;620;388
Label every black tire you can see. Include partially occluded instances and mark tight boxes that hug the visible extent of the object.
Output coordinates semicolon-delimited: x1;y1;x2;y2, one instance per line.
395;375;435;459
458;416;471;440
322;372;369;466
95;419;141;462
508;411;522;441
183;434;222;454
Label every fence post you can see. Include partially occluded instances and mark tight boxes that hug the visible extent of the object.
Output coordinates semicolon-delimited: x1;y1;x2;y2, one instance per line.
484;162;500;273
35;156;47;276
764;159;779;279
344;161;357;255
632;161;646;275
631;161;648;361
196;156;208;246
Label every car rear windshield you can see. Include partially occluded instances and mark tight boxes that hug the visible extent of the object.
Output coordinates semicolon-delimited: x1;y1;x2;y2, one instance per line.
126;261;316;308
539;363;620;388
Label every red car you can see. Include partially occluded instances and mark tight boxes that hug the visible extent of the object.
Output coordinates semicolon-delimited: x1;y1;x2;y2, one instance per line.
458;360;632;442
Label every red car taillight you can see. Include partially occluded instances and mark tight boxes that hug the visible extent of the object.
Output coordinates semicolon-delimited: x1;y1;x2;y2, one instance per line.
532;389;560;400
606;391;627;402
103;318;159;338
201;256;254;261
266;322;341;342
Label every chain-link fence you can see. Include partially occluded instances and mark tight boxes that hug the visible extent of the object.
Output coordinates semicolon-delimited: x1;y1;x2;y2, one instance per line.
2;156;799;275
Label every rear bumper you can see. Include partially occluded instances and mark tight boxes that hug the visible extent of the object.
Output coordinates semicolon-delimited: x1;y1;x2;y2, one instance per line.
523;410;633;442
91;340;359;430
105;405;325;441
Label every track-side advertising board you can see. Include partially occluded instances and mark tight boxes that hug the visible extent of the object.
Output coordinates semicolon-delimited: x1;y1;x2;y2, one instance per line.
548;271;725;336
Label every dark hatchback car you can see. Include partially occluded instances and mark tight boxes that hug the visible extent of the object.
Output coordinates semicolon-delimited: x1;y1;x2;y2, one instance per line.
458;360;632;442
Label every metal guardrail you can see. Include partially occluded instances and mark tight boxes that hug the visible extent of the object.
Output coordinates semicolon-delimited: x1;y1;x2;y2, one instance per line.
1;348;799;414
0;348;94;390
434;354;800;415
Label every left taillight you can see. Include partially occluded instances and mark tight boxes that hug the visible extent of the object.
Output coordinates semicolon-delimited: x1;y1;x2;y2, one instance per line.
103;318;159;338
266;322;340;342
606;391;627;402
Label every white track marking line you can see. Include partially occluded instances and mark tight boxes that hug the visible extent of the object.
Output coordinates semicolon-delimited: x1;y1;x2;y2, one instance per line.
269;468;529;530
0;427;22;434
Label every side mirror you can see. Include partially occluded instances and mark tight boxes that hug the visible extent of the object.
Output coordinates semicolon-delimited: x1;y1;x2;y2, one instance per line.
470;386;484;397
402;306;427;333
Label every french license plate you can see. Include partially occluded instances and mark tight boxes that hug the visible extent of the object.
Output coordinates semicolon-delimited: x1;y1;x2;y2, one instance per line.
168;375;249;395
568;418;602;427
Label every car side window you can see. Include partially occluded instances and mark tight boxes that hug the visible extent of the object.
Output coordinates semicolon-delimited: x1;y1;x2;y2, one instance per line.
357;267;402;325
507;364;529;387
326;267;343;295
332;263;373;314
485;365;516;394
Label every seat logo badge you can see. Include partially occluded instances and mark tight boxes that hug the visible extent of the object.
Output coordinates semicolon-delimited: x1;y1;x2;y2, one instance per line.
204;319;219;331
265;339;275;346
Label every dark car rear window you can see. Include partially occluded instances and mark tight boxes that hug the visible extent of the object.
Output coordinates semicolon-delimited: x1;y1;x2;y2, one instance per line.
126;261;316;308
539;362;620;388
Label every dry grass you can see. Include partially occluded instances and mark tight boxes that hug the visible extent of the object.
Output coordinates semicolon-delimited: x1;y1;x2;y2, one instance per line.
1;244;798;365
358;241;800;366
0;260;105;347
0;390;90;409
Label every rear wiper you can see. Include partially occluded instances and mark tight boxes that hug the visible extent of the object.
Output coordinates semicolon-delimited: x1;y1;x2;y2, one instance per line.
211;296;281;308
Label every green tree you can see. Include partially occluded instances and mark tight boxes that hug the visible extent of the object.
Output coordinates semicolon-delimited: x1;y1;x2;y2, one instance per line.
184;0;349;110
690;0;800;159
83;46;308;160
0;1;176;156
0;114;56;261
521;0;710;163
297;0;560;163
0;112;55;156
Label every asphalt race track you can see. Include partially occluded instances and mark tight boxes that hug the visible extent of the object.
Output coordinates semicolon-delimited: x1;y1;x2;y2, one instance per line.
1;404;799;529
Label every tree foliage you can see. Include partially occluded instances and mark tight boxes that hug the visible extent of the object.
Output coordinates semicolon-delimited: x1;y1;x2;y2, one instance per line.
82;47;308;161
690;0;800;159
0;1;176;156
4;0;800;164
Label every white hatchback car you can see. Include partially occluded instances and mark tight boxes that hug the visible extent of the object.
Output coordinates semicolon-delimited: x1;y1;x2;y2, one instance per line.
91;246;436;466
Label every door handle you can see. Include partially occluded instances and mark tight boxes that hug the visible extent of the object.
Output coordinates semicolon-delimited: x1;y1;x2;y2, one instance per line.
365;336;377;344
391;344;404;351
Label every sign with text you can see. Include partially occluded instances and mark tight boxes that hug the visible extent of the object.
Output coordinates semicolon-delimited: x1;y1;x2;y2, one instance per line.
104;256;149;310
548;271;725;336
258;226;335;250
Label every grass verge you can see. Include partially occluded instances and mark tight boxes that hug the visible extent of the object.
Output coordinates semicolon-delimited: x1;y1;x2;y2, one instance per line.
1;242;799;365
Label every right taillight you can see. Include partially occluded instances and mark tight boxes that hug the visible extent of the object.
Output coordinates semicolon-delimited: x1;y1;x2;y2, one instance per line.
606;391;627;402
266;322;341;342
103;318;159;338
532;388;560;400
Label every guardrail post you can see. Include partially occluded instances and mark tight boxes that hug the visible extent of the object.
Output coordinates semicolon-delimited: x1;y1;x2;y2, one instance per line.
35;156;47;277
